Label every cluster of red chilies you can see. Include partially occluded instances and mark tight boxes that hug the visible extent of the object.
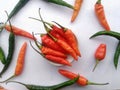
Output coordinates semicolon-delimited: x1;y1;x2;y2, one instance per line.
30;11;81;66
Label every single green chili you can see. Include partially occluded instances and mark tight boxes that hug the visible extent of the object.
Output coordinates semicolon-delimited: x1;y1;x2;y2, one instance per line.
7;76;79;90
7;0;29;20
114;41;120;69
90;31;120;40
0;47;6;64
46;0;74;9
0;12;15;77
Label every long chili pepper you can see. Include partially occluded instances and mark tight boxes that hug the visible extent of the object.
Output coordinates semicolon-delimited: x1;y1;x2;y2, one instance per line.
41;34;67;54
0;47;6;64
92;43;106;71
59;69;109;86
46;0;74;9
7;0;29;20
38;9;78;60
71;0;83;22
114;41;120;69
30;41;71;66
95;0;110;30
0;42;27;83
2;24;35;40
0;13;15;77
0;86;7;90
53;21;81;56
7;76;79;90
90;31;120;40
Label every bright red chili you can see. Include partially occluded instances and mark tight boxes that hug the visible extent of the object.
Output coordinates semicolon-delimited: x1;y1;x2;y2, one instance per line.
41;34;67;54
93;43;106;71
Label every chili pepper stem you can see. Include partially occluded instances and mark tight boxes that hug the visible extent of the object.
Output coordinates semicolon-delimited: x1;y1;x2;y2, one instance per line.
0;75;15;83
87;81;109;85
96;0;101;4
92;59;99;72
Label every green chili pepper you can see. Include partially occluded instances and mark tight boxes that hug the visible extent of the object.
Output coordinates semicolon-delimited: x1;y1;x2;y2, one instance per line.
114;41;120;69
0;12;15;77
8;76;79;90
7;0;29;20
90;31;120;40
46;0;74;9
0;47;6;64
0;32;15;77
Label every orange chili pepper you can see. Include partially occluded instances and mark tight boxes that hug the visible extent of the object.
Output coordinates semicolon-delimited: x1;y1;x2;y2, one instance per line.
95;0;110;30
71;0;83;22
53;21;81;57
4;24;36;40
59;69;109;86
0;42;27;83
93;43;106;71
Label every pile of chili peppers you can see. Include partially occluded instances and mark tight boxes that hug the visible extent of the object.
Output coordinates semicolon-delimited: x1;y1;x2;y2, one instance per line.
0;0;120;89
30;8;81;66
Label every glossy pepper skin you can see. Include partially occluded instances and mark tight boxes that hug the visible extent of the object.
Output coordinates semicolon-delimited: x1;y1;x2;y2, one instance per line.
47;0;74;9
59;69;109;86
90;31;120;40
8;76;79;90
41;34;66;54
114;41;120;69
93;44;106;71
0;47;6;64
95;0;110;30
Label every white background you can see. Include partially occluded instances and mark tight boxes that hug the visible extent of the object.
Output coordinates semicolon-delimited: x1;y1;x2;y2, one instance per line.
0;0;120;90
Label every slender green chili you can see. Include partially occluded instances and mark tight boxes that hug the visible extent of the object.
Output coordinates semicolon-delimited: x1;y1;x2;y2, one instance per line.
114;41;120;69
46;0;74;9
8;0;29;20
90;31;120;40
0;12;15;77
0;47;6;64
7;76;79;90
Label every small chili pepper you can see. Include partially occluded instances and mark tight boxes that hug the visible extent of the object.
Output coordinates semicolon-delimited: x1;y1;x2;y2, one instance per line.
95;0;110;30
7;0;29;20
71;0;83;22
93;44;106;71
59;69;109;86
46;0;74;9
53;21;81;57
0;13;15;77
0;47;6;64
0;42;27;83
30;41;71;66
41;34;67;54
90;31;120;40
7;76;79;90
114;41;120;69
3;24;35;40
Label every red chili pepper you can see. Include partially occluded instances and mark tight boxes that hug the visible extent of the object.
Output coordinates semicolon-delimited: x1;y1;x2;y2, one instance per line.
95;0;110;31
45;55;71;66
30;42;71;66
93;43;106;71
56;39;78;60
4;24;36;40
59;69;109;86
40;45;67;58
0;42;27;83
53;21;81;57
41;34;67;54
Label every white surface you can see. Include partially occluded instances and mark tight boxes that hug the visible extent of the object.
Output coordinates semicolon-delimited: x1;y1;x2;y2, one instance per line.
0;0;120;90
